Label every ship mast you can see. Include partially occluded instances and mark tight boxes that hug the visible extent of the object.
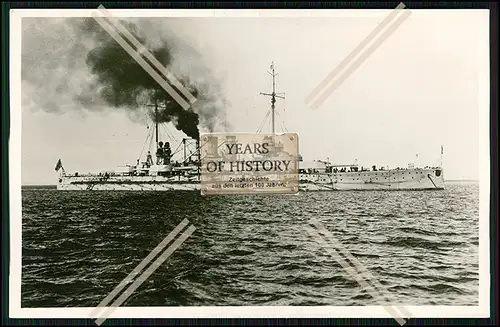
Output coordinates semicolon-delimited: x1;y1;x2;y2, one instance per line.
155;98;159;150
440;145;444;168
145;92;166;155
260;61;285;134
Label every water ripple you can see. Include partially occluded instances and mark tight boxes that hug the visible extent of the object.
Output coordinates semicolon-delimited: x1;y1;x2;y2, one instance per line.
21;183;479;307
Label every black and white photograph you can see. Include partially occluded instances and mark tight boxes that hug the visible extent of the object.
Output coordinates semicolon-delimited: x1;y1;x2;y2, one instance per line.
10;6;490;322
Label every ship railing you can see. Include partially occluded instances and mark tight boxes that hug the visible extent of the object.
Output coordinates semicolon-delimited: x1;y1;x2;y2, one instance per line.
324;163;358;168
66;172;117;178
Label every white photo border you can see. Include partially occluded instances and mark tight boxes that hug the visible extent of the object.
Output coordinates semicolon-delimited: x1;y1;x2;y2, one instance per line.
9;8;491;319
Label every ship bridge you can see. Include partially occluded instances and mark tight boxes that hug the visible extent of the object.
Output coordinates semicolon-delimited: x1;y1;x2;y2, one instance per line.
299;160;328;174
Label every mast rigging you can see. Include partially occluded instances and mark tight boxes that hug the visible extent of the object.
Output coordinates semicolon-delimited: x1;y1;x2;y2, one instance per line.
260;61;285;134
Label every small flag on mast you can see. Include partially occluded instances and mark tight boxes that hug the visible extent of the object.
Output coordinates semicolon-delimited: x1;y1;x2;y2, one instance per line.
270;61;274;70
55;159;63;172
441;145;444;155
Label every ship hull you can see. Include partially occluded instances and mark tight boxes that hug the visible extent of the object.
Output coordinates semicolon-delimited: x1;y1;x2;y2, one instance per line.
57;168;444;191
57;182;200;191
299;167;445;191
57;176;200;191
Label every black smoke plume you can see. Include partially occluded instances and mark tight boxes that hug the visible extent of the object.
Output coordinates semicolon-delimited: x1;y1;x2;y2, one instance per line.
21;18;229;140
79;18;218;140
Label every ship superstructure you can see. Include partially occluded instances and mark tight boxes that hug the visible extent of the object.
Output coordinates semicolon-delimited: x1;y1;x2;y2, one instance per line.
56;63;445;191
56;97;202;191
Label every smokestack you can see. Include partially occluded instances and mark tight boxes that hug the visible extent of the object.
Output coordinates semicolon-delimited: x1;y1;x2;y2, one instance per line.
195;139;200;161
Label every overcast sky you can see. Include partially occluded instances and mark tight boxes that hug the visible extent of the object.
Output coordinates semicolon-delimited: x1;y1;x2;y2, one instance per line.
19;10;489;184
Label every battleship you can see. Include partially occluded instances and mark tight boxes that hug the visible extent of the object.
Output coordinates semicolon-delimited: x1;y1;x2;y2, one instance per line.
55;64;445;192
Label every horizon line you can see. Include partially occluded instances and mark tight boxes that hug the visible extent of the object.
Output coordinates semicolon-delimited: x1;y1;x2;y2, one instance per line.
20;179;480;187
